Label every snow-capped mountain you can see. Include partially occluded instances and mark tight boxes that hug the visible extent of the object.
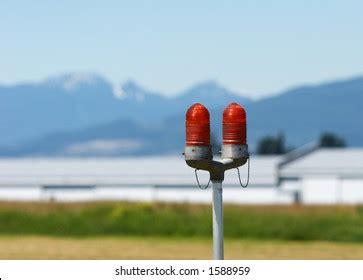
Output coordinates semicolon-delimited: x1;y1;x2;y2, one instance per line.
0;73;362;156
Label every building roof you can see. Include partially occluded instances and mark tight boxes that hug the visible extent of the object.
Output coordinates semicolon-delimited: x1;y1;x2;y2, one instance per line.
1;148;361;187
0;155;280;187
280;148;363;178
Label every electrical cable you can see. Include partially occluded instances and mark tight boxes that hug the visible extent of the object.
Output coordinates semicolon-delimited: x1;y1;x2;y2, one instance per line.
237;156;250;188
194;168;211;190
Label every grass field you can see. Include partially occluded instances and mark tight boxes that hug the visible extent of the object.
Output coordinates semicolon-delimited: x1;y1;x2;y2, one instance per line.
1;236;363;259
1;201;363;242
1;201;363;259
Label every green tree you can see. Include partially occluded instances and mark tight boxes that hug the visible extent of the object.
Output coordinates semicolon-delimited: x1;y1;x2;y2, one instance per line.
257;133;286;155
319;132;346;148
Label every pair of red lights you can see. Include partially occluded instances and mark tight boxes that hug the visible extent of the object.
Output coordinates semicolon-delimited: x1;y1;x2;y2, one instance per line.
186;102;247;146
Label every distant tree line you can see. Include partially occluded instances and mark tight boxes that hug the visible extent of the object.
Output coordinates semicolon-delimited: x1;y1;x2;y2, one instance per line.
257;132;346;155
319;132;346;148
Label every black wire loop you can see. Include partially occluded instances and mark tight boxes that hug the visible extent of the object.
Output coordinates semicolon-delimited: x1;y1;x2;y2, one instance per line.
237;156;250;188
194;169;211;190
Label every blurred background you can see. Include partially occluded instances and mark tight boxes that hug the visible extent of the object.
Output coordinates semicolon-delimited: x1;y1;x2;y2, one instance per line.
0;0;363;259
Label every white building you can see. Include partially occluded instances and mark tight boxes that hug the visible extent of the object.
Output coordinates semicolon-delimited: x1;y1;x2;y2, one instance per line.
279;148;363;204
0;156;291;203
0;148;362;204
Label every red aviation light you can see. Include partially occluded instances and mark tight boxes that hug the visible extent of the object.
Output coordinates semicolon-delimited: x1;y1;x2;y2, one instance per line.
223;102;247;145
186;103;211;146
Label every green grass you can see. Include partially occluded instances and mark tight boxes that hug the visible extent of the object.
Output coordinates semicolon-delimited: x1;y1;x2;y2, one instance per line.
1;201;363;242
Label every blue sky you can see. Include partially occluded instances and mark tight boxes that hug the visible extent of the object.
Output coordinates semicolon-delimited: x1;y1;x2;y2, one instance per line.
1;0;363;98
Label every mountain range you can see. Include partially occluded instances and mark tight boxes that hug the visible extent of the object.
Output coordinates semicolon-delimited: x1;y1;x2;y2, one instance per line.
0;73;362;156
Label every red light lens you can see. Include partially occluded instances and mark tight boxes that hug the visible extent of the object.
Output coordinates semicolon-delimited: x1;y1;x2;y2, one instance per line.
223;102;247;145
186;103;210;146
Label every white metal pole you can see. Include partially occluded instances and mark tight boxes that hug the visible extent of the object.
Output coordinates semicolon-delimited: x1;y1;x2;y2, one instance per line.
212;180;224;260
